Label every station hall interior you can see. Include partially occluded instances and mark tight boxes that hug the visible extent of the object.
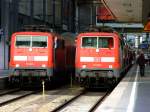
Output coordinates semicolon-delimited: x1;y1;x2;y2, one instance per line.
0;0;150;70
1;0;150;112
0;0;149;69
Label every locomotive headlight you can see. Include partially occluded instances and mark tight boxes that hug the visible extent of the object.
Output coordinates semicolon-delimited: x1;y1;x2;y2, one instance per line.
82;65;86;68
15;64;20;67
29;48;32;52
96;49;99;52
42;64;46;67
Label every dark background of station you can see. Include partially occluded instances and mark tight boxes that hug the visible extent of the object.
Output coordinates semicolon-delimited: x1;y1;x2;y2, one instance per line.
0;0;150;70
0;0;101;70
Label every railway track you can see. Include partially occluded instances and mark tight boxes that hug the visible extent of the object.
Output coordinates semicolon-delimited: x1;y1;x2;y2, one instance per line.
0;90;40;107
0;86;84;112
51;90;109;112
0;88;20;96
0;86;112;112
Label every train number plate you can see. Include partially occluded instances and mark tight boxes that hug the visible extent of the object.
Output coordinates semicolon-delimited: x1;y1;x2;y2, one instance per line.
27;56;34;61
94;57;101;62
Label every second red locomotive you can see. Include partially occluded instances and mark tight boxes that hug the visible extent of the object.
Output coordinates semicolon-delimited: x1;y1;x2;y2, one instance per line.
75;27;133;87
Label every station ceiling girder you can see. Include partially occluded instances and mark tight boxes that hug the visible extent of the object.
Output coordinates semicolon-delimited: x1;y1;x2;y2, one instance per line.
101;0;142;23
101;0;150;24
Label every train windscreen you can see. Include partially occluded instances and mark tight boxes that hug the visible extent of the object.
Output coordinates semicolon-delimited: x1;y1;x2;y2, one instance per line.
15;35;47;48
82;37;114;48
15;36;30;47
32;36;47;47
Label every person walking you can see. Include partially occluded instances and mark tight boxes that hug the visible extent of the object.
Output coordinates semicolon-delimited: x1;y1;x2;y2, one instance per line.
148;54;150;65
137;52;146;77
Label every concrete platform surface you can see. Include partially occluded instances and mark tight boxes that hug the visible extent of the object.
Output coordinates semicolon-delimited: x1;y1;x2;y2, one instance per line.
0;69;9;78
95;64;150;112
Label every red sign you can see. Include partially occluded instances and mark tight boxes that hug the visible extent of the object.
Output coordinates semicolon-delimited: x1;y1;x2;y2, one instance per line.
97;5;115;21
144;21;150;32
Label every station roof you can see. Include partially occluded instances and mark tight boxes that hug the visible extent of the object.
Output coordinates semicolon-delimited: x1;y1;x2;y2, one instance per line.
78;0;150;31
101;0;142;23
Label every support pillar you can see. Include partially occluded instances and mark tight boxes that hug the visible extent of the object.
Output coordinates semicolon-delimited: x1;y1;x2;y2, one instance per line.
0;0;10;69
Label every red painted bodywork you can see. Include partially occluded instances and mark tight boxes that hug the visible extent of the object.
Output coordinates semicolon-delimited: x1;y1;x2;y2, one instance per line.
9;32;53;68
9;31;75;78
75;32;120;70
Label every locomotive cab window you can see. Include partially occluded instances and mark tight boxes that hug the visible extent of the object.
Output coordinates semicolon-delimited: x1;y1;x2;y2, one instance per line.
15;35;48;48
98;37;114;48
82;37;97;48
82;37;113;48
15;36;30;47
32;36;47;47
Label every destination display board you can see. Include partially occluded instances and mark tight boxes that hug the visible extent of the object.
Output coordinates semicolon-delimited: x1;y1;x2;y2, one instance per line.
96;5;115;23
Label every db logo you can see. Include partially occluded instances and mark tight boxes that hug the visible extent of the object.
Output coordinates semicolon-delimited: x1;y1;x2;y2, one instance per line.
27;56;34;61
94;57;101;62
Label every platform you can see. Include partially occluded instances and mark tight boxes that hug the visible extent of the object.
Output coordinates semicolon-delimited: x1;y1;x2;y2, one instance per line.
0;69;9;78
95;64;150;112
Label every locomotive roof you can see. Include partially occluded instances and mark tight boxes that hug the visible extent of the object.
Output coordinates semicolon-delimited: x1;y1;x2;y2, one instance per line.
12;31;54;35
19;25;53;32
82;25;116;33
12;31;68;41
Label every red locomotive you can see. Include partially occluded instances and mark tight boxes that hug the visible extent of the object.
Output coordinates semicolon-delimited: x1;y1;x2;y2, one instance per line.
9;26;75;85
75;27;133;87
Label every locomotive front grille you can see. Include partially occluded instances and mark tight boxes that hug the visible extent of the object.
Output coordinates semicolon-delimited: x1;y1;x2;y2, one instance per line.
79;70;114;78
13;69;47;76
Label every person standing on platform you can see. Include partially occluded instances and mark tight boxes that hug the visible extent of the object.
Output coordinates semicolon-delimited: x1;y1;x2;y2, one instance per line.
137;52;146;77
148;54;150;65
